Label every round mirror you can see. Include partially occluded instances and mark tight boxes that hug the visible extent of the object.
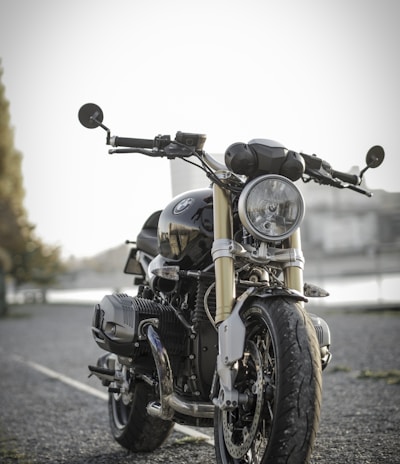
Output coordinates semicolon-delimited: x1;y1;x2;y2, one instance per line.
366;145;385;168
78;103;104;129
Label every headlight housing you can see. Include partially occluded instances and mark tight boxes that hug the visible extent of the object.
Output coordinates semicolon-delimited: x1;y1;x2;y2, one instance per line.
238;174;305;242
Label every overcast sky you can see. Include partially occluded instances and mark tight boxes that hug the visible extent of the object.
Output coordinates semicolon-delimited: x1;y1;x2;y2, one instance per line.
0;0;399;258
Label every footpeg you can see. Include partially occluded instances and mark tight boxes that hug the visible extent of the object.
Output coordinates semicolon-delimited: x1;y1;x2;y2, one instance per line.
88;365;115;385
108;386;121;394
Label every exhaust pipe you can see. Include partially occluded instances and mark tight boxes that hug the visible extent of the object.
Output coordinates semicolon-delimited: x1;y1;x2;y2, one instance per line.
144;323;214;420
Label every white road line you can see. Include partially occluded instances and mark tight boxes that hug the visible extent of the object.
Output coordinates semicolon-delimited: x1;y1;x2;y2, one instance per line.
12;354;215;446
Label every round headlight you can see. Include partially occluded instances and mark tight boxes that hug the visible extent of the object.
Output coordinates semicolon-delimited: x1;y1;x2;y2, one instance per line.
238;174;305;242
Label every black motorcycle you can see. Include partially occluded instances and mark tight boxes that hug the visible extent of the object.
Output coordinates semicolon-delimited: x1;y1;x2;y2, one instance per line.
79;103;384;463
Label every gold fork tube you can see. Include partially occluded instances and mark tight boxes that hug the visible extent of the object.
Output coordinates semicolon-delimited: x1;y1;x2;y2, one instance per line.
213;181;235;324
284;228;304;305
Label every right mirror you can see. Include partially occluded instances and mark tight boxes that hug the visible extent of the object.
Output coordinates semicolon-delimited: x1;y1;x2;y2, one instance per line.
366;145;385;169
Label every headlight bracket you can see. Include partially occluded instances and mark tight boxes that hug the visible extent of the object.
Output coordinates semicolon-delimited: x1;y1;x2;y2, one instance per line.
211;238;304;270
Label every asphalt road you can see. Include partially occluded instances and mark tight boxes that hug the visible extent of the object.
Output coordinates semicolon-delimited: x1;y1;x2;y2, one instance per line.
0;302;399;463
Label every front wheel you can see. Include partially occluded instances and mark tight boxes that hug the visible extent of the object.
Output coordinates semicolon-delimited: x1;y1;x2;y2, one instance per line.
214;298;322;464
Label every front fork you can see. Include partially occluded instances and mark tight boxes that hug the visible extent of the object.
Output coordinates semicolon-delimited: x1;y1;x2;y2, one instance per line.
212;179;256;410
213;180;236;325
283;228;305;299
213;178;306;324
211;179;329;410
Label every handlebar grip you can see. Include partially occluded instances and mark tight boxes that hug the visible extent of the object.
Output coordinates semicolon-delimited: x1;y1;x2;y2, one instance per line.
331;169;360;185
112;136;154;149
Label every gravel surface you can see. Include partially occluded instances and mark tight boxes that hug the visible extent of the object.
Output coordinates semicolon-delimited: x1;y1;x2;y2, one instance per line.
0;302;399;463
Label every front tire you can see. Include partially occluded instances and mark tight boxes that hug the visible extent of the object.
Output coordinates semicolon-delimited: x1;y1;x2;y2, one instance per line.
109;381;174;452
214;297;322;464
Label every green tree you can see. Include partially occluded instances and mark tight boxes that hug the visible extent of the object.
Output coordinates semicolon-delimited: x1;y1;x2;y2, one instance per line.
0;61;63;313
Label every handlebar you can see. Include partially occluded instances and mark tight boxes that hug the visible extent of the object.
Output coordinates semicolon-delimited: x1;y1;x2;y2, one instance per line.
110;136;154;149
330;169;360;186
78;103;376;197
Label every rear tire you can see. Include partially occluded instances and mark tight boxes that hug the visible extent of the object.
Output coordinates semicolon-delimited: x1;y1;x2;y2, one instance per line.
109;381;174;452
214;297;322;464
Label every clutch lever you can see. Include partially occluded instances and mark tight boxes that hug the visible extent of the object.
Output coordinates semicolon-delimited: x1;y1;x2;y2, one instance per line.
108;148;161;156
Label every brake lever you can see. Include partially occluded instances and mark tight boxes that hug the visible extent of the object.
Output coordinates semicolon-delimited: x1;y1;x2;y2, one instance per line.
345;184;373;197
303;170;372;197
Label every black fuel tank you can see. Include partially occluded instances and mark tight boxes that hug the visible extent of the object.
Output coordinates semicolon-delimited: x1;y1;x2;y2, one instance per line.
158;188;214;268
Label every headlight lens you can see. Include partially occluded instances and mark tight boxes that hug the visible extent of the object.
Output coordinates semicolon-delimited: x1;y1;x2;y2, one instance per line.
238;175;305;242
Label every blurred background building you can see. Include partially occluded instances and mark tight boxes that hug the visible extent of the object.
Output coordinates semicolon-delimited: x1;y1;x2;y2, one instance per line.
10;154;399;305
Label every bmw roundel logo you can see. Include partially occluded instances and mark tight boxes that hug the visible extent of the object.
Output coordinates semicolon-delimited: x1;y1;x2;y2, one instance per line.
173;197;194;215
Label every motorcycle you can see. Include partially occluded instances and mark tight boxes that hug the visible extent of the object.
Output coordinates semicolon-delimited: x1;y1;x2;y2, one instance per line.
78;103;384;463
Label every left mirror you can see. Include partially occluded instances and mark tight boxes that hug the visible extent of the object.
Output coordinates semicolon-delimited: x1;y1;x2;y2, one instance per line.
78;103;104;129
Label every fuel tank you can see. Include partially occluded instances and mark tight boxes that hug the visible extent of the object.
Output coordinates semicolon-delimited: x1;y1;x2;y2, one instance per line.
158;188;214;269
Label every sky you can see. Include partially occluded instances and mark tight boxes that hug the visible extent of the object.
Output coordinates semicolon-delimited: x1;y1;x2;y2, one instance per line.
0;0;399;258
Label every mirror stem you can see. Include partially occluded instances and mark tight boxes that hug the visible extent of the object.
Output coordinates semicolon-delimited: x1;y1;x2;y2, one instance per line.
89;114;111;143
359;166;369;180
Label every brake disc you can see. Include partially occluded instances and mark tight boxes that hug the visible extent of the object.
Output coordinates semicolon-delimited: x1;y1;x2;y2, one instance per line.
222;340;264;459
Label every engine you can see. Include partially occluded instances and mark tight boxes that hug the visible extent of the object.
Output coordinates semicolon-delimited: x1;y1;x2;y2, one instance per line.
91;293;184;357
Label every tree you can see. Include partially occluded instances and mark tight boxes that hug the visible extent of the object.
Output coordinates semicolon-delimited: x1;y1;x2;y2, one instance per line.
0;61;63;313
12;238;64;303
